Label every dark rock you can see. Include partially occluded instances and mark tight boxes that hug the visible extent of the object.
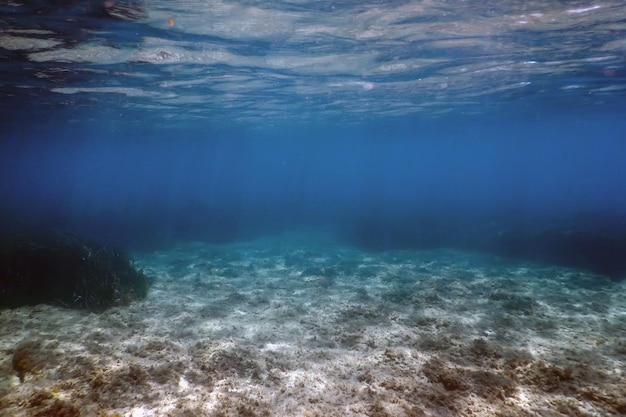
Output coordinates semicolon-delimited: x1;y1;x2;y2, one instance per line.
0;234;151;311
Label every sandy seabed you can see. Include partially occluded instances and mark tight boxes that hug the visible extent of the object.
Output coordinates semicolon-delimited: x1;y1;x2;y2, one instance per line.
1;234;625;417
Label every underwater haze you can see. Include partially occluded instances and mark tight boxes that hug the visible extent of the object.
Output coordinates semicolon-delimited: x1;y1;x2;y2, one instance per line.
3;115;626;270
2;2;626;415
2;1;626;268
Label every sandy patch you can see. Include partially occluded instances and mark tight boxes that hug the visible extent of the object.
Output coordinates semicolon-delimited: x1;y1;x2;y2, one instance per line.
1;235;625;416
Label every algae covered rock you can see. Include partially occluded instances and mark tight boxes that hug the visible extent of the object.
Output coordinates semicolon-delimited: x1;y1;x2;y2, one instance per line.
0;234;151;312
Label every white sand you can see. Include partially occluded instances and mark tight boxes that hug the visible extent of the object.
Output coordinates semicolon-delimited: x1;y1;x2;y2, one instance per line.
1;234;625;416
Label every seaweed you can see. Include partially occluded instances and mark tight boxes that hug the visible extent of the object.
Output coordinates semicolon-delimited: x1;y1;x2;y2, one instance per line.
12;340;44;383
33;399;80;417
0;234;152;312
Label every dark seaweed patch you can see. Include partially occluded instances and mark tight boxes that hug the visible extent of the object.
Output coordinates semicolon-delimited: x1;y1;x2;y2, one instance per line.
0;234;152;312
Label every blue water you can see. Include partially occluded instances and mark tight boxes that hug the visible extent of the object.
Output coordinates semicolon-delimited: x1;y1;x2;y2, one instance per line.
1;0;626;276
3;4;626;415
